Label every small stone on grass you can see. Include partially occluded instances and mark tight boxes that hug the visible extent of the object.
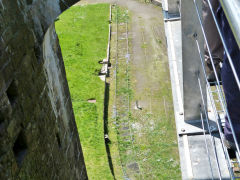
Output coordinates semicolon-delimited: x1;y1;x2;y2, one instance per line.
88;99;96;103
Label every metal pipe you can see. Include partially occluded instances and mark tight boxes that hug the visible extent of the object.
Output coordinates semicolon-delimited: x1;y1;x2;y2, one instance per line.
219;0;240;48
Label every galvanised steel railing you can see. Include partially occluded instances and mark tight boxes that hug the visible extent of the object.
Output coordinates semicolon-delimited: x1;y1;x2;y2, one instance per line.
166;0;240;179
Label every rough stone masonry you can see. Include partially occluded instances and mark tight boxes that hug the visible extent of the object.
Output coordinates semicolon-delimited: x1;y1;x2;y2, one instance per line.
0;0;88;179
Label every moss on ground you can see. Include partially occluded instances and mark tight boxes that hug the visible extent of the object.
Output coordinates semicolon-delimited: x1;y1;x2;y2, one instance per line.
109;4;181;180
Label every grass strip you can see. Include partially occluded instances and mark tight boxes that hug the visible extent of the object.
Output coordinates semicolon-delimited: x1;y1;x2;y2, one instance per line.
55;4;113;180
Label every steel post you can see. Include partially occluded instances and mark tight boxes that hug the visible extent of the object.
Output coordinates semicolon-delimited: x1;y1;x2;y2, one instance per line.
168;0;180;14
181;0;206;121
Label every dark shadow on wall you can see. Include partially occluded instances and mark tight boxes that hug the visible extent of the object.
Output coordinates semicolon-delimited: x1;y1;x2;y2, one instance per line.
0;0;88;179
103;82;116;179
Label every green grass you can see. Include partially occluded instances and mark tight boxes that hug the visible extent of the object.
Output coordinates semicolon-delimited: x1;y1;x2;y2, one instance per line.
137;0;153;4
55;4;113;180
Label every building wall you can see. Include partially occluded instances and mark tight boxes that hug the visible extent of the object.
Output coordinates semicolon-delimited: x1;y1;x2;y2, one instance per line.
0;0;88;179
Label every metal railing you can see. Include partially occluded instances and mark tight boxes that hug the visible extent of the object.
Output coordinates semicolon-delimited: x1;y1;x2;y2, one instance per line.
165;0;240;179
180;0;240;179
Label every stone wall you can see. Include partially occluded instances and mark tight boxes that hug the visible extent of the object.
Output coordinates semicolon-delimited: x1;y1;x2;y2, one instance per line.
0;0;88;179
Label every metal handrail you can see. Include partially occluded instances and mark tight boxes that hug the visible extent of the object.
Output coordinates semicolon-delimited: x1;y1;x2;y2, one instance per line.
165;0;240;178
219;0;240;48
194;0;240;178
179;0;240;179
194;0;240;163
